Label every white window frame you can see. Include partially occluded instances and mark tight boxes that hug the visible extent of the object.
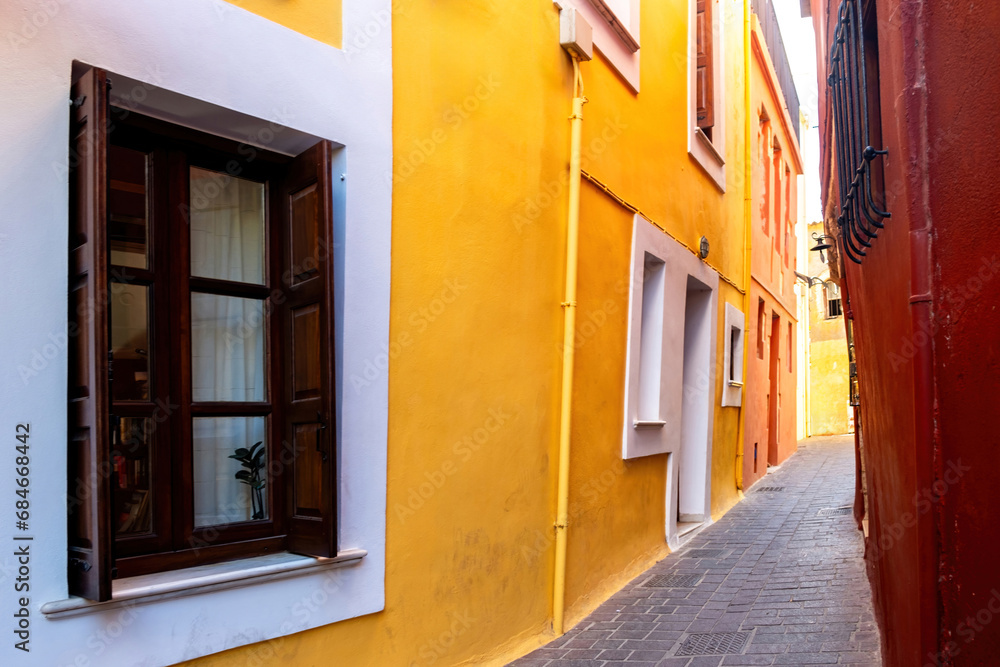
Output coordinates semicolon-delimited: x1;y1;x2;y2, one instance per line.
687;0;726;190
721;302;744;407
621;215;719;460
558;0;642;91
0;0;392;665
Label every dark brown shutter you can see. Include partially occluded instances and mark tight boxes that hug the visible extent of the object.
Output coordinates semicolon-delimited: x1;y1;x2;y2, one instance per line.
279;140;338;557
68;68;113;601
696;0;715;130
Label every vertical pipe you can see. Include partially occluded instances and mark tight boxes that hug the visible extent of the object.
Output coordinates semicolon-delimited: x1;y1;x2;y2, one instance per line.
553;56;586;636
736;0;752;491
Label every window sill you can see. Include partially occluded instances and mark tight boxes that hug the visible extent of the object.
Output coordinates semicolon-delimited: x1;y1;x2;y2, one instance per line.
688;127;726;193
41;548;366;620
586;0;639;52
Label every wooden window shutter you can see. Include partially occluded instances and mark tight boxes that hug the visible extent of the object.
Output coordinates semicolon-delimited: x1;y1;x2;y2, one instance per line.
68;67;113;601
696;0;715;130
279;140;338;557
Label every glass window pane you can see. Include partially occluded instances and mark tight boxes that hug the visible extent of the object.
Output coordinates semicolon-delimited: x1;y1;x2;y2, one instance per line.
193;417;268;527
113;417;153;536
191;294;266;402
189;167;265;285
109;146;149;269
110;283;151;401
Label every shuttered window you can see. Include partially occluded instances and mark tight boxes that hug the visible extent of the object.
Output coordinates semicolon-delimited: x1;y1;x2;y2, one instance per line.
696;0;715;136
68;67;338;601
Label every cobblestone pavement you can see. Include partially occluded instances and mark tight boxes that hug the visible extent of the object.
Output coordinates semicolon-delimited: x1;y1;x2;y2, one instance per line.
511;435;881;667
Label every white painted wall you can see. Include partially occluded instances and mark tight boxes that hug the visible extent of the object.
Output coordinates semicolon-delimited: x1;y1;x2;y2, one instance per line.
0;1;391;665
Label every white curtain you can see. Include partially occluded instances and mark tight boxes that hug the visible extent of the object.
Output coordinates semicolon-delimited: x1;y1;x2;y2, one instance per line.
189;168;267;527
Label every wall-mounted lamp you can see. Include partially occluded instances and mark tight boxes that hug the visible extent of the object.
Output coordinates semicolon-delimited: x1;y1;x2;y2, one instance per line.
699;236;709;259
810;232;836;263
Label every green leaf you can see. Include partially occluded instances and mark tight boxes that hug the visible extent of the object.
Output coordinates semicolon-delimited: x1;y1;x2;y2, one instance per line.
248;442;263;456
233;448;250;459
253;481;265;490
235;470;252;481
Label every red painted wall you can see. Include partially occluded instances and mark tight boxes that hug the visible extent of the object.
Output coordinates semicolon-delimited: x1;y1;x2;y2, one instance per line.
813;0;1000;665
924;1;1000;663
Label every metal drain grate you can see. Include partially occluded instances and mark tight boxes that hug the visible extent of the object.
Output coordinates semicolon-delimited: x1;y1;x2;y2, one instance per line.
818;506;853;516
675;631;752;656
683;548;726;558
643;573;704;588
756;486;785;492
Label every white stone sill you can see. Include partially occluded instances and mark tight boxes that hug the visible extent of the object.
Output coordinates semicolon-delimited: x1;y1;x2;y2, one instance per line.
689;127;727;193
41;548;366;620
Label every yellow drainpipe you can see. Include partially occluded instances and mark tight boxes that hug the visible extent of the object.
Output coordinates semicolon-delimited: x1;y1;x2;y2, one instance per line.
553;55;586;636
736;0;752;492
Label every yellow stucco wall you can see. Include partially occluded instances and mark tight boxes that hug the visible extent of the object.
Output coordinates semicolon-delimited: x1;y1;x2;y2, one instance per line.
224;0;342;47
806;222;851;435
185;1;749;665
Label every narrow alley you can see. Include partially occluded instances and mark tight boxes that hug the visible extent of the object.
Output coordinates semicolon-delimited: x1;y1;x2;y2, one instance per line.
513;435;880;666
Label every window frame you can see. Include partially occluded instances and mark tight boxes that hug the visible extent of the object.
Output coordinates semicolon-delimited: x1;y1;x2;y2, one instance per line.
560;0;642;91
721;302;745;407
825;282;843;318
621;215;720;460
68;70;340;598
688;0;726;190
107;114;291;578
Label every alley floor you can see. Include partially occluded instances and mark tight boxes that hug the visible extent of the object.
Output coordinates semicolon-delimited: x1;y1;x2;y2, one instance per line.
511;435;881;666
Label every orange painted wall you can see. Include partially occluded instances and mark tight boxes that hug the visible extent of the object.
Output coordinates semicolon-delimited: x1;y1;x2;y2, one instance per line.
743;16;801;489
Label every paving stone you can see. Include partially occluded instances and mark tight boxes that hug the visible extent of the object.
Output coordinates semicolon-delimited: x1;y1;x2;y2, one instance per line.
508;436;882;667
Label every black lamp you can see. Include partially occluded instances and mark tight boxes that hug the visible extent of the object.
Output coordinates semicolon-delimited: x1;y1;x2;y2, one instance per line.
810;232;836;263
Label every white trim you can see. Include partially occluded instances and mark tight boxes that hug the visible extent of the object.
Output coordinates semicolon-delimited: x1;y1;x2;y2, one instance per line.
0;0;391;665
41;550;366;619
622;216;719;459
687;0;726;190
557;0;641;91
722;302;745;407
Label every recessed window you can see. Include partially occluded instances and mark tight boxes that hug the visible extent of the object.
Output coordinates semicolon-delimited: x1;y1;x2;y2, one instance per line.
688;0;726;189
756;298;766;359
721;303;744;408
638;254;666;420
787;322;793;372
826;282;843;318
68;67;338;601
695;0;715;141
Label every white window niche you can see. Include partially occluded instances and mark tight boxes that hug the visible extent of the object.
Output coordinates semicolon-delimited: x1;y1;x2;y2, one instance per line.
556;0;641;91
687;0;726;190
721;302;745;407
622;215;719;460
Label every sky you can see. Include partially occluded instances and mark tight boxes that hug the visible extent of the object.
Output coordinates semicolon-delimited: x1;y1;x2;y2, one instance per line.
772;0;823;222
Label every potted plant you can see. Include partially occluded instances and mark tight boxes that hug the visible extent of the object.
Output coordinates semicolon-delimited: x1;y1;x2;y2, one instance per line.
229;441;266;520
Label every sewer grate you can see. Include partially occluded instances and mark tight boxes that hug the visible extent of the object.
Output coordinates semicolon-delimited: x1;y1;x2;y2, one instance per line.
675;631;752;656
682;548;726;558
643;573;704;588
818;506;853;516
756;486;785;492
